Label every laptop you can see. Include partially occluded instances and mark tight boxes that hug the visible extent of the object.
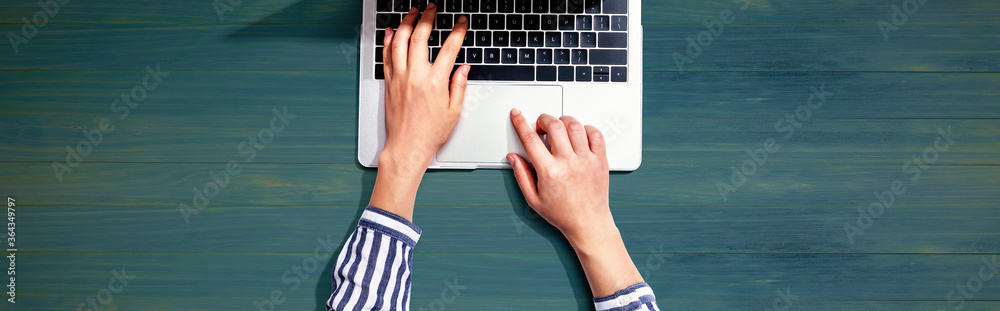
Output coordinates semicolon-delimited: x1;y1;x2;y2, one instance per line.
358;0;642;171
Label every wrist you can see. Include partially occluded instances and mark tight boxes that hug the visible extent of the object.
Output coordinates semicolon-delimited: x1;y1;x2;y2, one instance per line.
378;146;432;176
566;220;623;254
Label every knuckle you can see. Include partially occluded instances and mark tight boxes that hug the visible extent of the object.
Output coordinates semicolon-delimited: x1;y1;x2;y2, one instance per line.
549;119;564;130
522;132;539;145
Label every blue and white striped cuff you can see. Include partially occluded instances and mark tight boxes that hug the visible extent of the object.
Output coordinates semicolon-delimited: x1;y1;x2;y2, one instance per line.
357;205;422;247
594;282;658;311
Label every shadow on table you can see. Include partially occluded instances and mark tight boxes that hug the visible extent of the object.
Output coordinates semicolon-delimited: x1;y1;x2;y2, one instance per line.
225;0;362;41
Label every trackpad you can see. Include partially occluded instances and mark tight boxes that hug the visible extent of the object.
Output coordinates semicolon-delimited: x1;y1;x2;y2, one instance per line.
437;85;563;164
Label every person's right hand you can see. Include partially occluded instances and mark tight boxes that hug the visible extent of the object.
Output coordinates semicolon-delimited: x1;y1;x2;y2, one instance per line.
506;109;617;246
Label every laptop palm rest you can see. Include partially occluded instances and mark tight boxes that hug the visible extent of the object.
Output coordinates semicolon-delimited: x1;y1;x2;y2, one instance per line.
437;85;563;164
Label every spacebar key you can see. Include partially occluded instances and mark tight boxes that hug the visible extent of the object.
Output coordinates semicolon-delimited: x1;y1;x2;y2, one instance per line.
466;65;535;81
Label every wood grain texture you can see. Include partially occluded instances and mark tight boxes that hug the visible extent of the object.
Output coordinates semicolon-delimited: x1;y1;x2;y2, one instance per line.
0;0;998;309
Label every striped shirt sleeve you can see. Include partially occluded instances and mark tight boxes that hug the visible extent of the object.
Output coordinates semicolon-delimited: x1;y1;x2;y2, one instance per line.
594;282;660;311
326;205;421;311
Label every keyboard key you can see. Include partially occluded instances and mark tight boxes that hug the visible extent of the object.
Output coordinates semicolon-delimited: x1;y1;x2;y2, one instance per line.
498;0;514;12
593;65;609;76
506;14;522;29
466;48;483;63
545;32;561;47
515;0;531;12
598;32;626;48
541;15;558;30
550;0;566;13
428;30;440;46
584;0;600;13
412;0;428;10
566;0;584;13
558;66;574;81
394;0;408;12
594;15;609;31
472;14;489;29
611;66;627;82
571;49;587;64
594;73;609;82
533;0;548;13
376;65;385;79
554;48;570;64
467;65;534;80
519;48;535;64
522;15;540;30
480;0;496;12
430;47;440;62
528;31;545;46
537;66;557;81
464;0;479;12
502;48;518;63
476;31;492;46
493;31;509;46
558;15;574;30
445;0;462;12
580;32;596;47
510;31;527;46
536;48;552;63
489;14;505;29
437;14;453;29
376;29;386;45
376;46;384;62
442;30;452;42
589;49;626;64
611;15;627;31
576;15;592;30
456;47;466;63
375;13;396;28
484;48;501;63
378;0;393;12
563;32;579;47
603;0;627;14
576;66;591;81
463;30;475;46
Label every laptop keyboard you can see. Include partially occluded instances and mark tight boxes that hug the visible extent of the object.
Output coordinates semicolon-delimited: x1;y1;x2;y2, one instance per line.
373;0;628;82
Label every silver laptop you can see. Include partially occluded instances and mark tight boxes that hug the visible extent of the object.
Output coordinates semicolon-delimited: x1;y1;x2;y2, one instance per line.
358;0;642;170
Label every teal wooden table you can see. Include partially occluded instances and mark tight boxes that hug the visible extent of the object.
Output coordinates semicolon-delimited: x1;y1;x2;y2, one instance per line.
1;0;998;310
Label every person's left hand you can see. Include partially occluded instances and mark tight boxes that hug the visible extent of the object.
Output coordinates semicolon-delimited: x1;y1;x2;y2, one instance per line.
380;3;470;169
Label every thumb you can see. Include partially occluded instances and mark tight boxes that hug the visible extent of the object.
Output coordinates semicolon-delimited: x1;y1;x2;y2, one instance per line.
507;153;539;206
448;64;470;110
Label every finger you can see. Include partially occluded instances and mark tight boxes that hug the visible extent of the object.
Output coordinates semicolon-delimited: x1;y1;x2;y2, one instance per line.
408;3;438;66
433;14;469;74
391;7;420;71
558;115;589;154
535;114;573;157
507;153;540;206
584;125;607;159
383;27;395;80
510;108;553;163
448;64;470;110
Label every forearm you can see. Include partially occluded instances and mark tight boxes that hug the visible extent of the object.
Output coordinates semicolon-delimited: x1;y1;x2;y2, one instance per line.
368;149;430;221
570;226;644;297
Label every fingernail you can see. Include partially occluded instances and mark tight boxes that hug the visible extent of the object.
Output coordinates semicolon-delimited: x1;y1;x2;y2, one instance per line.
409;7;417;13
511;108;521;116
427;2;436;9
457;15;467;23
507;154;514;162
461;64;470;75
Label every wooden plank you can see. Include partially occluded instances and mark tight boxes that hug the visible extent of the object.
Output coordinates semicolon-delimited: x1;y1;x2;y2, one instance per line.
3;163;997;208
2;71;999;119
2;0;999;25
1;24;997;71
16;204;1000;254
13;252;1000;305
